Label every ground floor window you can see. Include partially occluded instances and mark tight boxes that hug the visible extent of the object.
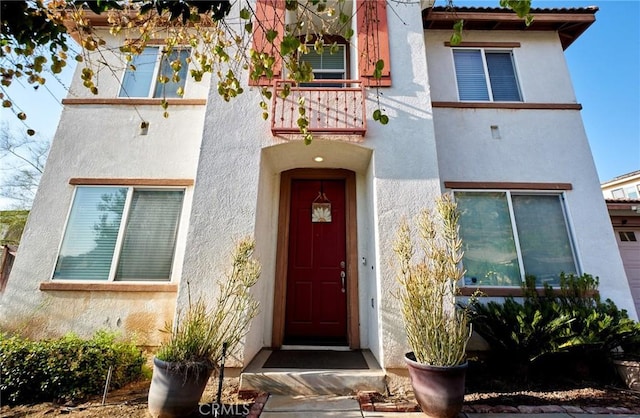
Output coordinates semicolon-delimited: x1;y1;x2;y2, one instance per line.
454;191;577;287
53;186;184;281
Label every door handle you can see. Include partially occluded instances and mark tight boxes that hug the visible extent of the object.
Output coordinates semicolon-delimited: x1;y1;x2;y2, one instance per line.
340;271;346;293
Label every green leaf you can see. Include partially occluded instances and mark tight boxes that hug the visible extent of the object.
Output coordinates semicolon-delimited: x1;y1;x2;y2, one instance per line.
285;0;298;11
240;8;251;20
373;109;381;121
380;114;389;125
344;28;354;40
281;36;301;56
245;22;253;34
266;30;278;43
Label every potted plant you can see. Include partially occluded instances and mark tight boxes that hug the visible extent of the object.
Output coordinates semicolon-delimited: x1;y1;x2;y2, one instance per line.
148;238;261;418
393;194;473;418
611;323;640;392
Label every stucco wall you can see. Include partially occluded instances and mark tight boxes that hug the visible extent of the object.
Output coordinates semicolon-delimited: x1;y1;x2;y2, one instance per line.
426;30;577;104
0;28;207;344
425;29;637;319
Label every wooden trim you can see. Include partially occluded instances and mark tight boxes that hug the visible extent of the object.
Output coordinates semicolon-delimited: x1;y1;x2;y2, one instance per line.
444;41;521;48
69;178;194;186
426;10;596;25
40;282;178;292
62;98;206;106
444;181;572;191
272;169;360;349
432;101;582;110
460;287;598;298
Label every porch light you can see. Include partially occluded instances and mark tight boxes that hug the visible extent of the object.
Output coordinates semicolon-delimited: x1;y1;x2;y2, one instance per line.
313;156;324;162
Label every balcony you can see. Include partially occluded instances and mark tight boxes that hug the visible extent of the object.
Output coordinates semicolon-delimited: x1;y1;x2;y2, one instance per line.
271;80;366;136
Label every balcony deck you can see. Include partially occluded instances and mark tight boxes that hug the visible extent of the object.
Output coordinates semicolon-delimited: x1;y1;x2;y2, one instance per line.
271;80;366;136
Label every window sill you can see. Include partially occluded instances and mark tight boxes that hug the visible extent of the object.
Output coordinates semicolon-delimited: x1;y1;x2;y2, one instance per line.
460;287;598;298
61;98;206;106
432;101;582;110
40;282;178;292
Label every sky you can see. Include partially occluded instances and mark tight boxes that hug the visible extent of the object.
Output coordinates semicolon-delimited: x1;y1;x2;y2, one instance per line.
1;0;639;210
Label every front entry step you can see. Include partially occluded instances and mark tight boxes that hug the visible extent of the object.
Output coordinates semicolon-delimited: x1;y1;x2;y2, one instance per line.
240;349;386;396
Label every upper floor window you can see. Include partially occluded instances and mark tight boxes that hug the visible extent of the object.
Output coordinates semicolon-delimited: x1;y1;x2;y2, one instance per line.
453;49;522;102
455;191;577;287
299;43;347;87
53;186;184;282
119;47;190;98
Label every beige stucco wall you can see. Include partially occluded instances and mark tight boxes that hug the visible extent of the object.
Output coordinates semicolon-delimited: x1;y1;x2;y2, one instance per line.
425;29;637;319
0;29;207;345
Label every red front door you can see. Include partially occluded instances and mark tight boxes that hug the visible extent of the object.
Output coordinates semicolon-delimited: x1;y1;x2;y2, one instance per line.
285;179;347;345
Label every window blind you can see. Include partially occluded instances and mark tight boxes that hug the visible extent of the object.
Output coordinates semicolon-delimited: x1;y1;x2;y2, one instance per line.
453;50;490;101
115;190;184;281
486;52;522;101
53;187;127;280
154;49;190;98
511;194;576;285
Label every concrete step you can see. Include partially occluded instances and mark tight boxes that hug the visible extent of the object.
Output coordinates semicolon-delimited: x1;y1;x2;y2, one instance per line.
239;349;386;396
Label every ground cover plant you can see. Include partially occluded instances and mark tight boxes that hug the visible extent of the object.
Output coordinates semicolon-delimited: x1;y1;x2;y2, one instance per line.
0;330;144;404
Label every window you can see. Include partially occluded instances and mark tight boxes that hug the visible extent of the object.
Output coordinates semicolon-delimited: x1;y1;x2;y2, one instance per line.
119;47;190;98
624;186;639;199
611;188;625;198
53;187;184;281
620;231;637;242
299;44;347;87
453;49;522;102
455;191;577;287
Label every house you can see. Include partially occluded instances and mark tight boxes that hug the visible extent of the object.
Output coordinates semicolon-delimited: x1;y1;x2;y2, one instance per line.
602;171;640;315
0;1;635;380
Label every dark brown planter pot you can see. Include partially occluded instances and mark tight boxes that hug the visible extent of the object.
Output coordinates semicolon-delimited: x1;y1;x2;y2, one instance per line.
148;357;214;418
405;352;467;418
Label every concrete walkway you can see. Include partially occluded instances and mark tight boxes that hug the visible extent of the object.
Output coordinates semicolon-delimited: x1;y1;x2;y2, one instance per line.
260;395;640;417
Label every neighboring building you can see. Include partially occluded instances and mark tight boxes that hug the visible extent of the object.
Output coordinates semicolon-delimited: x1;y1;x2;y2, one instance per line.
603;171;640;316
602;170;640;199
0;210;29;293
1;1;635;372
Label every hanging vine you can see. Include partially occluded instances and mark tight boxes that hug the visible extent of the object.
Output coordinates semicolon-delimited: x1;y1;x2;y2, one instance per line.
1;0;532;140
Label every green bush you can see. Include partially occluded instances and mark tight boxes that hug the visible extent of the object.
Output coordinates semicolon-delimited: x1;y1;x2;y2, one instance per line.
0;330;144;405
471;273;640;380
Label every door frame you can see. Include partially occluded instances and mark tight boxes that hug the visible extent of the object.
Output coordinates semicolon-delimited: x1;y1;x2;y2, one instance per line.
272;168;360;349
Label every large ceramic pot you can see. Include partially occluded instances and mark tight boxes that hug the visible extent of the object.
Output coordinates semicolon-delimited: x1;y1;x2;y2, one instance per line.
405;352;467;418
148;357;214;418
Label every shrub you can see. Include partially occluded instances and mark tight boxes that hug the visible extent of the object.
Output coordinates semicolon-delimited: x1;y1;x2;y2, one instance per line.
471;273;640;380
0;330;144;405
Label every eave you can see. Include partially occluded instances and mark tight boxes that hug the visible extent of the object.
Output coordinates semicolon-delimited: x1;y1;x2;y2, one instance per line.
423;6;598;50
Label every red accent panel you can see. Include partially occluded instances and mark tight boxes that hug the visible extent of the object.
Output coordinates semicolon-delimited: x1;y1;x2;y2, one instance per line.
249;0;285;86
357;0;391;87
285;179;347;339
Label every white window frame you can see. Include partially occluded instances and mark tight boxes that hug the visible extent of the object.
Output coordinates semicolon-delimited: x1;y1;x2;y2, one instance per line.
452;48;523;102
118;46;190;99
53;185;186;283
454;189;580;287
303;43;347;80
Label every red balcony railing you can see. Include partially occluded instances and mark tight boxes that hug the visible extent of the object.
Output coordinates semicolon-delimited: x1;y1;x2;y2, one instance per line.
271;80;366;136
